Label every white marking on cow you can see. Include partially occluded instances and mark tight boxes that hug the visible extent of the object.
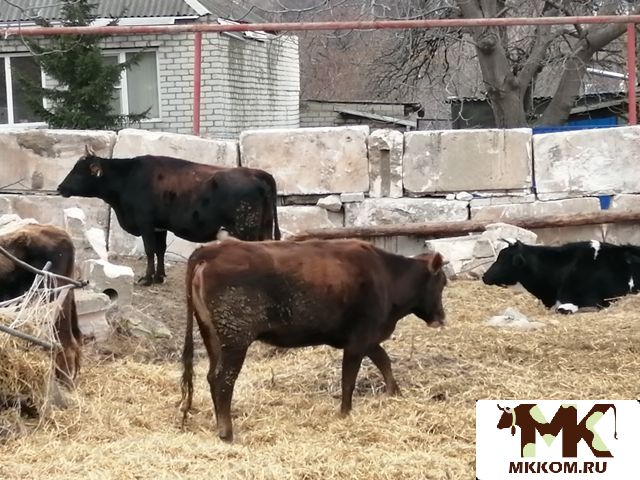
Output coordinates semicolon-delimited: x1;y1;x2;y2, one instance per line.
556;303;579;314
629;277;635;292
591;240;601;259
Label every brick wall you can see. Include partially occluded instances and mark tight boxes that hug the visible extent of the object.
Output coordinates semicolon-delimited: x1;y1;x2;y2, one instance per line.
0;32;300;138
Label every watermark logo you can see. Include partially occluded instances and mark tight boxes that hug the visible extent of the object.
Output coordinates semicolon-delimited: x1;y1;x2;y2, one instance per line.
476;400;640;479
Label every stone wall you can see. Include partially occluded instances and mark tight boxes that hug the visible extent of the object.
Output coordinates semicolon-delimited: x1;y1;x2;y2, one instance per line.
1;125;639;273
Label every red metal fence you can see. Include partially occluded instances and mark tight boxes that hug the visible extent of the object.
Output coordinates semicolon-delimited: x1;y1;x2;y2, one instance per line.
5;15;640;133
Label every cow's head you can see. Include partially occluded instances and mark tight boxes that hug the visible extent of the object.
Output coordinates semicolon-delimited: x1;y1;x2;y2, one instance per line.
497;404;517;435
57;145;105;198
412;252;447;328
482;240;527;287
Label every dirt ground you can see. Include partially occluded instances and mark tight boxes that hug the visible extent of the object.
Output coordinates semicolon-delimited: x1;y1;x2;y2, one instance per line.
1;255;639;479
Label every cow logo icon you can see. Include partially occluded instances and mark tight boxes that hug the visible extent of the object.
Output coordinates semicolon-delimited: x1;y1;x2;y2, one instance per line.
496;403;618;458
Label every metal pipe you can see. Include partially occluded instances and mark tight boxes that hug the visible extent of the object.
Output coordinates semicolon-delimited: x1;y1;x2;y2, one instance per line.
0;323;60;351
627;23;637;125
193;31;202;136
4;15;640;37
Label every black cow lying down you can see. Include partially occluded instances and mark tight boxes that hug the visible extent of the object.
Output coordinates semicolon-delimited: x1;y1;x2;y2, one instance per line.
482;239;640;313
180;238;447;442
58;146;280;285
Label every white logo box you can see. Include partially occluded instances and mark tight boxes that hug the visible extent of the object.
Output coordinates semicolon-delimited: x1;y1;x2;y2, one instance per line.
476;400;640;480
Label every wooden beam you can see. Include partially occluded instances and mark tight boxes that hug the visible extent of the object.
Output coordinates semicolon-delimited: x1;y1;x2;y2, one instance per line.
290;210;640;241
334;108;417;128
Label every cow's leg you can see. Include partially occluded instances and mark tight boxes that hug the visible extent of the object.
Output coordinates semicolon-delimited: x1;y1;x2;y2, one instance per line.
154;230;167;284
340;349;365;416
53;299;80;389
210;345;248;442
367;344;400;396
138;231;157;286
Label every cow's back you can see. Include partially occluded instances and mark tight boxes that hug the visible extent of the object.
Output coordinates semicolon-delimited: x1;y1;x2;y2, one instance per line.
189;240;391;348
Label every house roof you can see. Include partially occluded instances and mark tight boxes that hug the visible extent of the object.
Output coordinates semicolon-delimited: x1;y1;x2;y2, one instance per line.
0;0;266;24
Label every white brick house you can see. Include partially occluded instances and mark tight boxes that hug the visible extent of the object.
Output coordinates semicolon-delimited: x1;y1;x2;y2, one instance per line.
0;0;300;138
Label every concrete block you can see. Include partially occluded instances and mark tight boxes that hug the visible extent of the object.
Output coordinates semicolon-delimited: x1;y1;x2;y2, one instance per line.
75;290;112;342
367;129;403;198
470;197;601;222
345;198;468;227
340;192;365;203
0;129;115;192
316;195;342;212
534;126;640;197
469;194;536;208
403;128;532;193
0;194;109;235
82;259;134;306
425;235;483;274
595;194;640;245
277;206;343;238
482;223;538;246
240;126;370;195
532;225;606;245
112;128;239;167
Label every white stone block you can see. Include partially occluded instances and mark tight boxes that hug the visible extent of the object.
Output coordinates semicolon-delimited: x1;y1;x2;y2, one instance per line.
482;223;538;246
277;206;343;237
112;128;239;167
316;195;342;212
0;129;115;192
240;126;370;195
75;290;112;342
470;197;601;221
469;194;536;208
344;198;468;227
533;226;606;245
403;128;532;193
367;129;403;198
82;259;134;306
533;126;640;197
424;235;482;274
340;192;365;203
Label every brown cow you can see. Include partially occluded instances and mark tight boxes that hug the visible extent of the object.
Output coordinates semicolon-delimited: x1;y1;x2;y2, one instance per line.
0;223;81;388
180;238;447;442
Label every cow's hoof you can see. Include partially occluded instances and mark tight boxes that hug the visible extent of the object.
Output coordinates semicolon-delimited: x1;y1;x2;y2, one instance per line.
218;431;233;443
137;276;153;286
153;275;165;284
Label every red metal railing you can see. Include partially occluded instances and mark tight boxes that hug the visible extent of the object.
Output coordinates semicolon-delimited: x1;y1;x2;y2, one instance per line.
3;15;638;134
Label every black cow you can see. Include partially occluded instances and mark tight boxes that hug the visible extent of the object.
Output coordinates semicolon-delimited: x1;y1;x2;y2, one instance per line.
482;239;640;313
57;147;280;285
180;238;447;441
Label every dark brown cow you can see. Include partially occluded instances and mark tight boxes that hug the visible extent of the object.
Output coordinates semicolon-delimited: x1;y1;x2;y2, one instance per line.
57;147;280;285
180;238;447;442
0;224;81;387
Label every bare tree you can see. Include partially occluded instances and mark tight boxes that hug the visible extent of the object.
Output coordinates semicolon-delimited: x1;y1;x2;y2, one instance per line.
248;0;639;127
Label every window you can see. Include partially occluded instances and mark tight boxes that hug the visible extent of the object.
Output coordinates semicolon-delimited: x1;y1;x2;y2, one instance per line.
0;56;44;125
105;51;160;120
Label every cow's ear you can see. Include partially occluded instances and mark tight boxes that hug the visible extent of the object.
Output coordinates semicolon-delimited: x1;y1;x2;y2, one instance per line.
513;254;526;268
429;253;444;272
89;161;103;178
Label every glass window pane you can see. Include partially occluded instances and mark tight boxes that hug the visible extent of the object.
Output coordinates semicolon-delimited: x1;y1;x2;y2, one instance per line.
126;52;159;119
103;55;123;114
0;60;7;124
11;56;42;123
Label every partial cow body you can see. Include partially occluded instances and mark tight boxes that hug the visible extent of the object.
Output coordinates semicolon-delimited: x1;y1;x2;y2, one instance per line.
58;149;280;285
482;240;640;313
180;238;447;442
0;223;81;387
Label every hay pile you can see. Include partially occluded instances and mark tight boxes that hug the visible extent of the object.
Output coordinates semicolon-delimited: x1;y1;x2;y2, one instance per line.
1;280;639;479
0;281;68;439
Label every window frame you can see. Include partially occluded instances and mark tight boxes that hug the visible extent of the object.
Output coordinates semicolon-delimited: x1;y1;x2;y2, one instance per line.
103;49;162;123
0;53;47;127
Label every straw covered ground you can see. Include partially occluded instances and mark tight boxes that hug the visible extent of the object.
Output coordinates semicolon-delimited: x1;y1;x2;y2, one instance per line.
1;259;639;479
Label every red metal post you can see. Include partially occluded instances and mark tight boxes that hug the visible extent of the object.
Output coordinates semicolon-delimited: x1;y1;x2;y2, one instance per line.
193;31;202;136
627;23;637;125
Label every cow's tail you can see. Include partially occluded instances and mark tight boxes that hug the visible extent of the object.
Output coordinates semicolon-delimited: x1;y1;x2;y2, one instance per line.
266;173;281;240
180;257;197;427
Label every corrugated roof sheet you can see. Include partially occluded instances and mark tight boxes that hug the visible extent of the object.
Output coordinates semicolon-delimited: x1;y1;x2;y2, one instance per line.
0;0;205;22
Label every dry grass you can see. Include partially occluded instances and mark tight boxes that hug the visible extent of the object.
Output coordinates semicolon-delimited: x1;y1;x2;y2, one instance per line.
1;280;640;480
